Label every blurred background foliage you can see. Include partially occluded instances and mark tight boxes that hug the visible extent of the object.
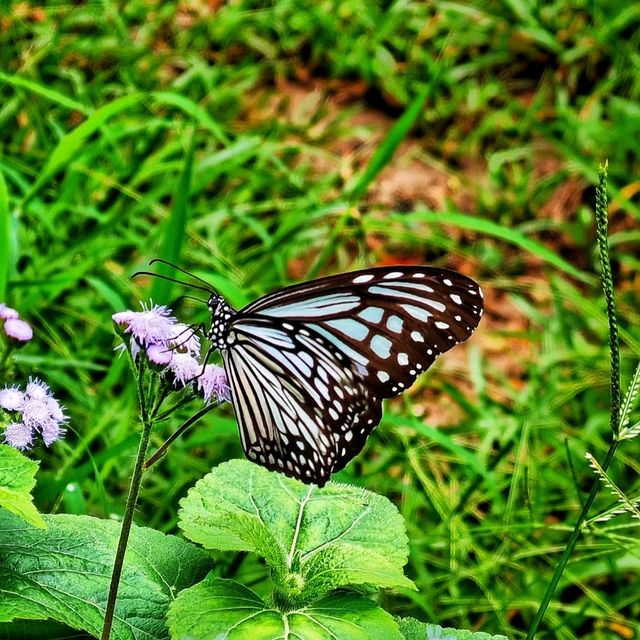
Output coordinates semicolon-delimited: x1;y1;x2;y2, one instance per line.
1;1;639;638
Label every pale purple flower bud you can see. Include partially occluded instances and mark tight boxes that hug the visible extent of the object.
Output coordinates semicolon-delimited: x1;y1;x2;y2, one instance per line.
0;386;25;411
4;422;33;450
26;378;51;400
198;365;231;403
169;323;200;356
112;310;136;326
41;421;65;447
4;318;33;342
168;352;201;387
45;396;66;422
0;304;19;320
21;398;56;430
147;343;173;365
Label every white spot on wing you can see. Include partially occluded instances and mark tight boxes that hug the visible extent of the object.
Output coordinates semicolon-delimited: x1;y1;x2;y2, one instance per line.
424;299;447;312
383;271;403;279
370;335;392;359
411;331;424;343
358;307;384;323
400;304;431;322
443;278;453;286
450;294;462;305
386;315;403;333
377;371;390;383
436;321;450;329
398;352;409;366
353;274;374;283
326;318;370;341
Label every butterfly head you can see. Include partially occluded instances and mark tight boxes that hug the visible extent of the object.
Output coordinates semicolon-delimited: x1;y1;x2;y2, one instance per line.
207;293;236;350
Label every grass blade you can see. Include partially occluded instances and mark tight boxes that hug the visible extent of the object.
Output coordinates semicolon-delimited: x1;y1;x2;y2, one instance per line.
346;81;434;203
0;168;9;300
23;94;144;204
0;70;90;115
150;131;196;303
415;209;594;283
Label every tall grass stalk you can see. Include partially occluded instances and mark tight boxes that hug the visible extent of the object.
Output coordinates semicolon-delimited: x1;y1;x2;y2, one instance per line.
525;163;621;638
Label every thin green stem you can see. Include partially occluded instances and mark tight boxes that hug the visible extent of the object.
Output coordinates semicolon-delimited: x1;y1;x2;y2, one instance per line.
101;356;152;640
526;163;622;638
100;412;154;640
0;343;13;381
144;400;220;468
524;440;619;639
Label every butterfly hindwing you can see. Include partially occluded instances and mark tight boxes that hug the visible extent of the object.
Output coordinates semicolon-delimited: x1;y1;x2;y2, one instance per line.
241;266;483;399
221;316;382;485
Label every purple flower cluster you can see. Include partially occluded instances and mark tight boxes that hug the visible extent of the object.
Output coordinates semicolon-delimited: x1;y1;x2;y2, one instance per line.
0;378;67;450
113;302;231;404
0;303;33;342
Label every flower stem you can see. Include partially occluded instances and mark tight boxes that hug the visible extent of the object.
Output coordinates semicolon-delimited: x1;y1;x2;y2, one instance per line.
524;439;618;639
100;413;153;640
101;357;153;640
0;343;13;383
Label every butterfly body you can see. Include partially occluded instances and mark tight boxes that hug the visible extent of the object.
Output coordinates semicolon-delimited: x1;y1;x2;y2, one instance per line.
205;266;483;486
207;297;237;350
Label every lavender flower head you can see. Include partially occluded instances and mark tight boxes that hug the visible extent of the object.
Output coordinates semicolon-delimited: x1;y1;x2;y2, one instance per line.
0;303;33;343
1;378;66;450
0;304;19;320
199;365;231;403
113;300;230;405
113;302;176;347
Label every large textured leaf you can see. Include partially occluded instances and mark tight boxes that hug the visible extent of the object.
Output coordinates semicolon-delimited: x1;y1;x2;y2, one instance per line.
0;512;211;640
168;575;403;640
0;445;44;528
397;617;509;640
178;459;415;605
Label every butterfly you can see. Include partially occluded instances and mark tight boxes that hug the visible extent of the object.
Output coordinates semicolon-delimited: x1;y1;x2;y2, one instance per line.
149;262;483;486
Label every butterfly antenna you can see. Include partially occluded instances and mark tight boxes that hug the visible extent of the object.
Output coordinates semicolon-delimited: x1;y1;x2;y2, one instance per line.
150;258;218;292
132;270;214;295
171;294;209;306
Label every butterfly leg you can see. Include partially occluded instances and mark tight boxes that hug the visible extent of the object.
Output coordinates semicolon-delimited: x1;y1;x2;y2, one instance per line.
170;322;208;351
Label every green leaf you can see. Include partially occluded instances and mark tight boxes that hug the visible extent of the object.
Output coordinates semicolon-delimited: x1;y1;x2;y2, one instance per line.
0;70;91;115
397;617;509;640
23;93;144;204
168;575;403;640
0;511;211;640
0;619;93;639
0;445;45;528
178;459;415;606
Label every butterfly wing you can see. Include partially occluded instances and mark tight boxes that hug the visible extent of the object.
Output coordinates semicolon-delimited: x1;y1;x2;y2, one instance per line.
240;266;483;399
221;316;382;485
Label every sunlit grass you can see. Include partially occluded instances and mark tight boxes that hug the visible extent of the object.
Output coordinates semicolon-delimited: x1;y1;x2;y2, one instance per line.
1;1;639;638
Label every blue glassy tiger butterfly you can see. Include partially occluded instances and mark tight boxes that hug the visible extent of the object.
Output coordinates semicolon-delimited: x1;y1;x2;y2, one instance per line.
145;261;483;486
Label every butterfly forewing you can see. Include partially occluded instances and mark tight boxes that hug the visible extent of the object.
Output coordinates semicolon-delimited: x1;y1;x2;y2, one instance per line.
222;316;382;486
241;267;483;399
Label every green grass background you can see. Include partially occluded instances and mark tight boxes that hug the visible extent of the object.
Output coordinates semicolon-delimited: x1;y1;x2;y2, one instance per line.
1;1;639;638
